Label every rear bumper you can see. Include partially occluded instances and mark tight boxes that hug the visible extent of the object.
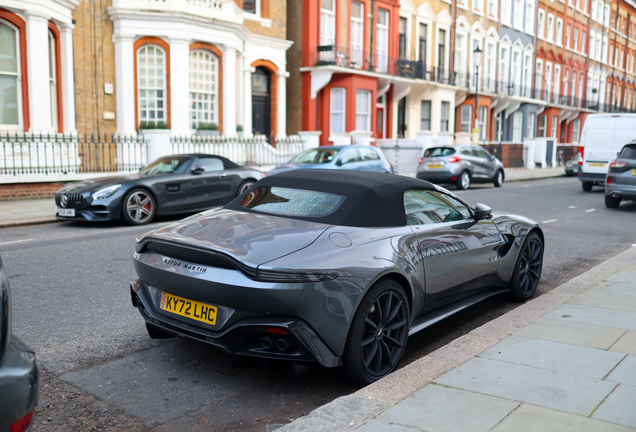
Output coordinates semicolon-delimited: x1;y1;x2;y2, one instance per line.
606;183;636;201
416;171;457;183
578;172;606;183
0;336;39;431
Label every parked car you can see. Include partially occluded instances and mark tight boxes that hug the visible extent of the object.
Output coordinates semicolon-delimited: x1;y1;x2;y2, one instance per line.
416;145;505;190
564;157;579;176
55;154;264;225
130;169;543;385
605;140;636;208
579;113;636;192
266;145;393;176
0;257;39;432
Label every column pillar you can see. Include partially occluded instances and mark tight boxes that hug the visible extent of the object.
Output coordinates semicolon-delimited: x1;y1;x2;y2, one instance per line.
223;47;237;135
243;65;253;137
59;23;77;134
113;34;136;135
276;71;288;139
170;38;191;135
25;11;53;132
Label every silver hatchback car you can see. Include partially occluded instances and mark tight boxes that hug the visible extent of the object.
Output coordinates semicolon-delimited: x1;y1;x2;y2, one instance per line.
416;145;505;190
605;141;636;208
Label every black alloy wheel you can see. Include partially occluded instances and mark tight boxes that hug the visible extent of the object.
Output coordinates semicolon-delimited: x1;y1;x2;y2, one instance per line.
605;194;622;208
509;232;543;301
237;180;255;196
493;170;504;187
344;280;410;385
122;188;156;225
456;171;471;190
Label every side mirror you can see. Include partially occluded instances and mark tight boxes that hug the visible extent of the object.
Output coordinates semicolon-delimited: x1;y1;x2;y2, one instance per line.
192;166;205;175
474;203;493;221
338;158;349;166
490;155;496;161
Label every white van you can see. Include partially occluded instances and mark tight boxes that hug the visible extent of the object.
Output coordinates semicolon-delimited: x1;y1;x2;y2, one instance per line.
579;113;636;191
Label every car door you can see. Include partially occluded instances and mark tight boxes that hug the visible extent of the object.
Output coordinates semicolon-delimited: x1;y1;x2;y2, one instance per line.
404;189;502;310
459;147;481;177
182;157;236;210
145;156;193;215
474;147;497;179
358;147;386;172
336;147;365;170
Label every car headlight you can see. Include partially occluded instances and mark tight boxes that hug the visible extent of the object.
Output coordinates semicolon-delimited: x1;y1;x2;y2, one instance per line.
92;184;122;200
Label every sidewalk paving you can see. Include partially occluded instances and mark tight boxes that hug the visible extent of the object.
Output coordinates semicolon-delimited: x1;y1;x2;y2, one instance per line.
280;245;636;432
0;166;568;228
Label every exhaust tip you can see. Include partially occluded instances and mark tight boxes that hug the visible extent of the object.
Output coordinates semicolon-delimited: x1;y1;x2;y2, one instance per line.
275;338;291;351
260;336;274;350
612;193;621;198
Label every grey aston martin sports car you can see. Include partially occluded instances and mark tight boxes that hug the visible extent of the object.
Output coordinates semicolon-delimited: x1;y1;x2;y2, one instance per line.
55;154;264;225
130;170;544;384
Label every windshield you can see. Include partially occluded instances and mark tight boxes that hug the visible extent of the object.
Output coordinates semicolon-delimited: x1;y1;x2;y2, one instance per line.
140;156;190;175
289;148;339;164
240;187;344;217
424;147;456;157
619;144;636;160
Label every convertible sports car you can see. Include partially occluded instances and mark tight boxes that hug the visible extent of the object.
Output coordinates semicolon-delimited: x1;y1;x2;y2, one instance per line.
130;170;544;384
55;154;263;225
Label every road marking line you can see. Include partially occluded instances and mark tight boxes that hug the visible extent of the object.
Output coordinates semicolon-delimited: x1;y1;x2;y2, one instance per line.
542;219;558;224
0;239;33;246
585;208;596;213
569;206;577;208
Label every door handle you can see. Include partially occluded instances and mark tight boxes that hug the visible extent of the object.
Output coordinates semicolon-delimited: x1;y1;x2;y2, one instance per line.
166;184;180;192
217;173;227;178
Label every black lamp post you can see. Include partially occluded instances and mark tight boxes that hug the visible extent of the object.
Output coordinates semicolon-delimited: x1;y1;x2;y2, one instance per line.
473;47;483;144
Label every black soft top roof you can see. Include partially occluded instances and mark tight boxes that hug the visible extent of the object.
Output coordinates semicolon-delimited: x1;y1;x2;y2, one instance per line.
224;169;437;227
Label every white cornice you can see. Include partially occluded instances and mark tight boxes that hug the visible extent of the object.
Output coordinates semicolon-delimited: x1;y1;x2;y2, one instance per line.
245;32;294;50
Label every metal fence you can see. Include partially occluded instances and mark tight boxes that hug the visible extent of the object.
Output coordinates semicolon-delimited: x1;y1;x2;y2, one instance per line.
481;142;525;168
377;139;423;176
0;132;147;176
171;134;303;168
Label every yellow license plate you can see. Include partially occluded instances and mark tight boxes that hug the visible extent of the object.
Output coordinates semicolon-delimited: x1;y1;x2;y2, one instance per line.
632;169;636;176
427;164;443;169
160;292;217;325
588;162;606;167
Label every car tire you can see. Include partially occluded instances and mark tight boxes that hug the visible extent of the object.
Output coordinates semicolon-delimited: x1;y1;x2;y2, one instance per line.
122;188;156;225
605;194;622;208
237;180;255;197
508;232;543;302
493;170;504;188
456;171;471;190
343;279;410;385
582;181;593;192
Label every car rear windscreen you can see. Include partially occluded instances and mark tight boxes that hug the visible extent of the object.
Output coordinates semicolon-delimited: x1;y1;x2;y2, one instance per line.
240;187;344;217
619;145;636;160
424;147;456;157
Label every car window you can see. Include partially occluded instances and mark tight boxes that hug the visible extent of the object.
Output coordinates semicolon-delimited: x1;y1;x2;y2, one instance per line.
359;147;380;161
424;147;455;157
289;148;338;164
619;144;636;159
240;187;344;217
474;148;491;159
195;157;224;172
339;148;361;165
404;190;472;225
140;156;190;175
460;148;474;157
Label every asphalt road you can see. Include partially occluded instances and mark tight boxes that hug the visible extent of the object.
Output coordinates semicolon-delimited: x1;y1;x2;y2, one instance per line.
3;176;635;431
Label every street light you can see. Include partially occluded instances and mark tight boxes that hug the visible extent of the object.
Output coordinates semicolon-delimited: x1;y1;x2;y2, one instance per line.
473;47;483;144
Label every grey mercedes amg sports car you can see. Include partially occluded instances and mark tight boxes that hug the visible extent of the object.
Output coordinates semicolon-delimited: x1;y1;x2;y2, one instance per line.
130;169;544;384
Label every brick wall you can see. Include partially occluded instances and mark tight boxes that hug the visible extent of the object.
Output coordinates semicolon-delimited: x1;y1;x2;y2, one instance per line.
72;0;117;136
244;0;287;39
0;182;68;201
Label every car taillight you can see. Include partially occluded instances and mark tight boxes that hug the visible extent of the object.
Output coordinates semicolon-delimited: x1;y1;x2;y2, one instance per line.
418;158;423;165
10;408;36;432
609;161;627;169
607;176;612;183
579;146;584;165
448;156;461;163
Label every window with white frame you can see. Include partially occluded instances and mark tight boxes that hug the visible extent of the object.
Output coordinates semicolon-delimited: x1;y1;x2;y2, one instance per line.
455;33;467;78
601;34;608;63
458;0;467;8
440;101;449;132
547;14;554;42
512;111;522;142
486;42;496;91
604;4;610;27
189;50;218;130
377;9;389;73
573;27;579;51
537;114;546;137
418;23;428;66
243;0;261;15
499;46;509;90
556;18;563;46
48;30;58;130
0;21;21;128
572;71;577;102
399;17;408;59
545;62;552;100
460;105;471;132
565;24;571;48
572;118;581;142
421;101;431;130
473;0;484;14
535;59;543;99
537;9;545;39
523;52;531;97
487;0;497;19
511;50;521;95
554;64;561;103
138;45;166;126
501;0;512;26
527;112;535;138
595;33;602;60
525;0;535;34
330;88;345;133
478;106;487;140
355;90;371;130
514;0;524;30
350;2;364;67
581;30;585;53
470;37;481;89
551;115;557;138
591;0;598;21
320;0;335;63
590;32;595;59
563;69;569;101
438;28;447;71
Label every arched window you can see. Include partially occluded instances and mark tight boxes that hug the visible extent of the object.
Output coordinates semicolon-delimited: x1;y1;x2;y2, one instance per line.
0;20;21;128
137;45;166;126
189;50;219;129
